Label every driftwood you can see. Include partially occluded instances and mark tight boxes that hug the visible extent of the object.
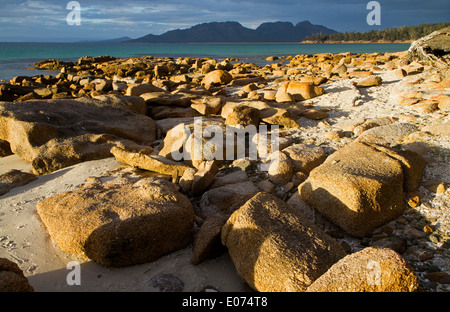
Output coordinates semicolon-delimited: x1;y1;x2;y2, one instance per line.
408;27;450;68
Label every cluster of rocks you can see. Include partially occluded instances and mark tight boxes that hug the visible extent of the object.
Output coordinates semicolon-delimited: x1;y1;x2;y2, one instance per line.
1;36;449;292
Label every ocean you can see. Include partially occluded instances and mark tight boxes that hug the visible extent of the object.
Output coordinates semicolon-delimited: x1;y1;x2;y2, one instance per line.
0;42;411;81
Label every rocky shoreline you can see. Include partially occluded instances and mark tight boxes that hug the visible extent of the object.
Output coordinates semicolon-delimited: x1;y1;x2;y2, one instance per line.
0;33;449;292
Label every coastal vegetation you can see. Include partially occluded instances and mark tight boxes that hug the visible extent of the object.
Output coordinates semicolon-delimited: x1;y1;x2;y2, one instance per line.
302;23;450;43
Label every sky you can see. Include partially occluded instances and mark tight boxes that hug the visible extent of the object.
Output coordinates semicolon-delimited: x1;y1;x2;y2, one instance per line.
0;0;448;42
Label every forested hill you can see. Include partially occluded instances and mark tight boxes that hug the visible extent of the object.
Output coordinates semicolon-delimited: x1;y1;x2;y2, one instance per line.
302;23;450;43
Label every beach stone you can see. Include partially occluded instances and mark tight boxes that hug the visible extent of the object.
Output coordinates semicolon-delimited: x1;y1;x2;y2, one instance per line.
300;76;327;85
332;64;347;75
371;236;407;254
225;105;260;127
0;140;12;158
394;68;407;78
257;179;275;193
191;160;219;196
0;96;156;174
398;98;421;106
348;70;373;78
306;247;419;292
0;169;37;196
140;92;193;108
209;170;248;189
267;151;293;185
275;88;295;103
201;70;233;89
299;142;407;237
157;120;227;168
356;76;382;87
198;181;259;219
36;177;194;267
191;96;223;115
278;81;325;101
179;167;196;193
262;90;277;101
221;192;346;292
421;121;450;136
413;101;439;114
126;83;166;96
111;146;192;177
95;79;113;92
34;88;53;98
283;143;327;174
0;258;34;292
434;77;450;89
356;122;419;146
220;100;270;119
112;81;128;92
191;213;229;265
369;145;425;193
259;107;299;128
149;106;200;120
436;95;450;110
352;117;397;136
424;271;450;284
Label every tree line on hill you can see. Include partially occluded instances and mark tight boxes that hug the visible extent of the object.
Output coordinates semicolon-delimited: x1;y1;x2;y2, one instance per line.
302;23;450;43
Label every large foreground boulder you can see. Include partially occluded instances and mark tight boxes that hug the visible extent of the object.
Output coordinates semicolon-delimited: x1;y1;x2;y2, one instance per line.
299;142;425;237
221;192;347;292
36;177;194;267
307;247;419;292
0;95;156;174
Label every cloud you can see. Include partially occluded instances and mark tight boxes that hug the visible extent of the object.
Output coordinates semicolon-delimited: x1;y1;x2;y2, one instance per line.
0;0;448;41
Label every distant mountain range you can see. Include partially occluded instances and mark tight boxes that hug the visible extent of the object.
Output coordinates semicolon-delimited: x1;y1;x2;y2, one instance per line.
129;21;337;43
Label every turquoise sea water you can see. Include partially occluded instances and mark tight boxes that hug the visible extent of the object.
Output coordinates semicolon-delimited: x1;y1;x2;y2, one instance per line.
0;42;411;81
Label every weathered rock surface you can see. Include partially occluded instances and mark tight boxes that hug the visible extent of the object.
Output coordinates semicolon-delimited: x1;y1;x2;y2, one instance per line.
307;247;419;292
191;160;219;196
356;122;419;145
267;151;293;185
191;213;229;265
0;95;156;174
221;192;347;292
225;105;260;127
198;181;259;219
36;177;194;267
158;120;228;168
356;76;382;87
0;169;37;196
299;142;423;237
282;143;327;174
111;146;192;177
278;81;325;101
0;258;34;292
201;70;233;89
0;139;12;157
